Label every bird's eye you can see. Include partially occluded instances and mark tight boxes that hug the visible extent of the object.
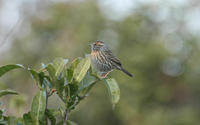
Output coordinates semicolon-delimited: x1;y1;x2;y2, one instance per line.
95;44;103;47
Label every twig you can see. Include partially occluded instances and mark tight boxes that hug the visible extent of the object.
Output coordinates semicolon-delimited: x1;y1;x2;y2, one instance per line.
63;110;69;125
45;88;50;125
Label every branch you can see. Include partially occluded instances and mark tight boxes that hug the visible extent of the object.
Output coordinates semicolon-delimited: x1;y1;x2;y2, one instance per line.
46;88;50;125
63;110;69;125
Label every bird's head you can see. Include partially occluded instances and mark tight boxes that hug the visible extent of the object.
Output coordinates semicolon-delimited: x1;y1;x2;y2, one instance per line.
90;40;105;51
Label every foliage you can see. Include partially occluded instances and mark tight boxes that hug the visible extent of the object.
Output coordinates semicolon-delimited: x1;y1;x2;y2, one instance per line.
1;1;199;125
0;56;120;125
0;90;18;98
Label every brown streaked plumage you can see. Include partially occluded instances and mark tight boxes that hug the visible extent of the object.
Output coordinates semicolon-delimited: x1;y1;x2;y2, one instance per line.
90;40;133;78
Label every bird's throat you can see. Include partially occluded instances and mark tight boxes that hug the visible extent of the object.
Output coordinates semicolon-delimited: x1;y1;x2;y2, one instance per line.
91;51;99;56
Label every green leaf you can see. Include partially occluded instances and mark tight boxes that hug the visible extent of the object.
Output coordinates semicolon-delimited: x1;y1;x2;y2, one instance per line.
66;58;81;83
15;118;24;125
23;112;33;125
55;78;65;100
0;64;24;77
56;121;64;125
0;121;7;125
104;78;120;108
80;72;97;90
46;64;56;80
67;120;77;125
53;58;68;79
0;109;3;120
6;116;16;125
73;57;91;83
69;84;79;97
78;72;98;96
1;116;23;125
29;69;39;80
43;76;53;89
45;109;56;125
0;90;18;98
31;90;46;125
38;72;45;87
29;69;45;88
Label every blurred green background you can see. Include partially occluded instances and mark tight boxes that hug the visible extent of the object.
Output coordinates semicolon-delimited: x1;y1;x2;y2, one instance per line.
1;0;200;125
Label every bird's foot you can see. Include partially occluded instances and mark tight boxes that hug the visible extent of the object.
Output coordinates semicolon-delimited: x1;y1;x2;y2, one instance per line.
100;72;110;79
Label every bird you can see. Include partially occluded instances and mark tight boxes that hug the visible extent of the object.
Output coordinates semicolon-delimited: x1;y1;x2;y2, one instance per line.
90;40;133;78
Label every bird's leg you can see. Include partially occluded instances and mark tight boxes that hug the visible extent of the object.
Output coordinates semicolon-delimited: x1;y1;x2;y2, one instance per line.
100;72;110;79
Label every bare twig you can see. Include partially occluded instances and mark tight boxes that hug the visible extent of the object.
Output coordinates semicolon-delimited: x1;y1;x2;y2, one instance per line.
63;110;69;125
45;88;50;125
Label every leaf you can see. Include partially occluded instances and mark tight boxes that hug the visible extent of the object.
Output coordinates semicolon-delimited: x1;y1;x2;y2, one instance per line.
28;69;45;88
6;116;16;125
46;64;56;80
43;76;53;89
77;72;98;96
69;84;79;97
29;69;39;80
0;121;7;125
0;116;24;125
104;78;120;108
45;109;56;125
0;64;24;77
31;90;46;125
38;72;45;87
55;78;65;99
53;58;68;79
66;58;81;83
56;121;64;125
15;118;24;125
66;69;73;83
0;110;3;120
73;57;91;83
67;120;77;125
0;90;18;98
23;112;33;125
79;72;97;90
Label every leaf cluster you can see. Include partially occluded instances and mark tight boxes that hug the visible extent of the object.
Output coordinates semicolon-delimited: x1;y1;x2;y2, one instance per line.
0;56;120;125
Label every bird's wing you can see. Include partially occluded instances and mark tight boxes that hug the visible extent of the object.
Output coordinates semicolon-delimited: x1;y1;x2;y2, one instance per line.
103;47;122;66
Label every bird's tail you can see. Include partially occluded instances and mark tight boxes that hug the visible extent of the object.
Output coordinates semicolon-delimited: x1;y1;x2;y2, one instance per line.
120;67;133;77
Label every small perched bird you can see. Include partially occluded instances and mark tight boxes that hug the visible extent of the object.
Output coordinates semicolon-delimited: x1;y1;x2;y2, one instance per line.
90;40;133;78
